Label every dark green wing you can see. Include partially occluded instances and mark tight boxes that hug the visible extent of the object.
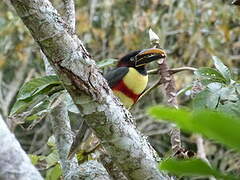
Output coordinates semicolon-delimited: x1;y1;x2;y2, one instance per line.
104;67;129;88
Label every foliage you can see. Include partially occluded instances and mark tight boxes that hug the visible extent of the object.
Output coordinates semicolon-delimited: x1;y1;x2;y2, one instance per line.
193;56;240;117
1;0;240;179
150;107;240;151
29;136;62;179
160;158;238;180
149;57;240;178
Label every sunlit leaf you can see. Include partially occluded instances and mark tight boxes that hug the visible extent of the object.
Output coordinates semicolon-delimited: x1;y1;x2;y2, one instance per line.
28;154;41;165
192;88;220;110
46;164;62;180
212;56;232;83
149;106;240;151
160;158;237;180
17;75;60;101
10;78;64;116
195;67;227;84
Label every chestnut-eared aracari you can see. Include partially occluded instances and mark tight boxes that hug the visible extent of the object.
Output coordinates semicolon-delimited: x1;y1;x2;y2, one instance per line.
106;48;166;108
68;48;166;159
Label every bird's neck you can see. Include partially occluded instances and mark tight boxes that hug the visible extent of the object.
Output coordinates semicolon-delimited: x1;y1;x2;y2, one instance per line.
117;63;147;75
134;66;147;75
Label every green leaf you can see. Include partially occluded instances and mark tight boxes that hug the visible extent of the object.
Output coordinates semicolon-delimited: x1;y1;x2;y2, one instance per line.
149;106;194;131
192;88;220;110
10;94;48;116
97;58;118;68
10;80;64;116
194;67;227;84
28;154;41;165
17;75;60;100
160;158;237;180
176;84;193;97
217;101;240;117
212;56;232;83
149;106;240;151
46;164;62;180
45;149;59;168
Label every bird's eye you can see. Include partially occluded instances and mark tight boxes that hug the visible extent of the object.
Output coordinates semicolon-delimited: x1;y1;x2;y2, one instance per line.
130;57;135;61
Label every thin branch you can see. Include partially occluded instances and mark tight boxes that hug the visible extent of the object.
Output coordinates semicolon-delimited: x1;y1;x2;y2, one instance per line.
195;135;216;180
133;79;163;107
49;96;79;179
139;67;196;106
62;0;75;33
157;58;182;153
147;67;197;75
149;29;182;155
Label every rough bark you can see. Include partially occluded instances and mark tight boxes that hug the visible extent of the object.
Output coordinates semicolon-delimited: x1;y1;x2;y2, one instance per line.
157;59;182;154
0;115;43;180
49;98;79;178
73;160;111;180
10;0;169;179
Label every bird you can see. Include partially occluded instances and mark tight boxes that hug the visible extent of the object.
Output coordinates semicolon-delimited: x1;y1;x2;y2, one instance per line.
68;48;166;159
105;48;166;108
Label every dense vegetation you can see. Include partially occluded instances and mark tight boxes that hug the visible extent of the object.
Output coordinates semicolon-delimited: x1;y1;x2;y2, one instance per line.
0;0;240;179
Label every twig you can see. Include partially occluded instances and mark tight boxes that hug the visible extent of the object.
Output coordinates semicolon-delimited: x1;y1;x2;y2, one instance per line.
147;67;197;75
149;29;182;155
132;79;163;107
195;135;216;180
135;65;197;106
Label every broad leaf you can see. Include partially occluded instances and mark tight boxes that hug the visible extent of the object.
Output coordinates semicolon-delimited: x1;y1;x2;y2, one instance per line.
46;164;62;180
212;56;232;83
149;106;240;151
10;81;64;116
192;88;220;110
10;94;48;116
17;75;60;101
160;158;237;180
217;101;240;117
194;67;227;84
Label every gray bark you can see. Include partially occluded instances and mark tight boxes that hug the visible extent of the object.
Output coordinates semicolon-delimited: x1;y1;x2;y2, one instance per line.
0;115;43;180
44;2;110;179
10;0;169;179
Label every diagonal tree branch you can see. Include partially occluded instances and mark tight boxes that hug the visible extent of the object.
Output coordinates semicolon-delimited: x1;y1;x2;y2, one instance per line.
42;0;110;178
10;0;170;179
62;0;76;34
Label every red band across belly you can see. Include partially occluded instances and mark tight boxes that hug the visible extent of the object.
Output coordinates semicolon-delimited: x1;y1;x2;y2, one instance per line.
112;80;139;102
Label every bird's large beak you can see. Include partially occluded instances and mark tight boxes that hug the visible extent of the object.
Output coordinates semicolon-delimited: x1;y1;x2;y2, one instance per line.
135;48;166;67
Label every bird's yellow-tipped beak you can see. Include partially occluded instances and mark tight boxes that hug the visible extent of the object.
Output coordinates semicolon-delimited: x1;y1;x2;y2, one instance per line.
135;48;166;67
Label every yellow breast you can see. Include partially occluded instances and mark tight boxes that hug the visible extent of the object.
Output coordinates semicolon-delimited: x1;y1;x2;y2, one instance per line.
122;67;148;94
113;90;135;108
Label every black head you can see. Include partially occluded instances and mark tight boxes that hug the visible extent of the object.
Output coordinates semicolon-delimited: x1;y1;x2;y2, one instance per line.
117;48;166;68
